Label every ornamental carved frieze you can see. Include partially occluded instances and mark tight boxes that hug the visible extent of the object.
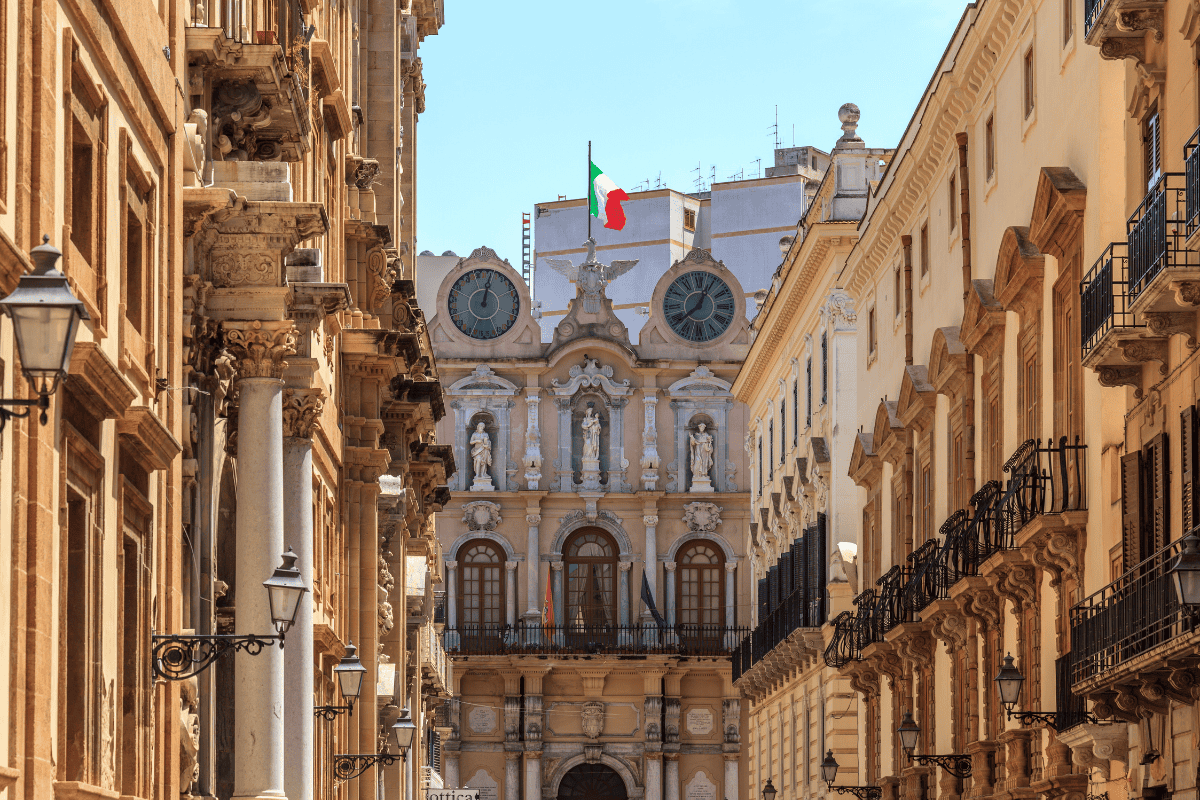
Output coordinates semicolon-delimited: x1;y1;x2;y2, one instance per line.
683;502;722;533
225;320;297;379
581;701;605;740
1172;281;1200;306
461;500;502;531
282;389;324;438
210;251;278;288
1116;9;1165;41
1118;338;1168;372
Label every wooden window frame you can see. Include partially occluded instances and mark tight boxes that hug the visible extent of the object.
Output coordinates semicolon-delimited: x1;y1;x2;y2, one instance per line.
1053;250;1084;443
457;538;506;630
948;173;957;231
117;477;153;797
683;208;697;232
1018;323;1042;442
563;530;618;628
1023;46;1036;118
676;540;726;628
868;306;877;354
985;115;996;180
920;223;930;278
1145;107;1162;191
119;132;156;385
1063;0;1074;46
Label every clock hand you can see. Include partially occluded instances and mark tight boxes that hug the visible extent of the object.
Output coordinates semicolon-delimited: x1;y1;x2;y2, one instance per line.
684;293;706;319
480;272;494;308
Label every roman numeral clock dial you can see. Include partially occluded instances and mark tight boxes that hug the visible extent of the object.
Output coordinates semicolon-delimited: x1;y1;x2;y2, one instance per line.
662;270;735;343
448;268;519;340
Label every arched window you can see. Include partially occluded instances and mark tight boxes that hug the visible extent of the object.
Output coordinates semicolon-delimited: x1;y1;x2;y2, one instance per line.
458;539;505;635
677;540;725;637
564;530;617;630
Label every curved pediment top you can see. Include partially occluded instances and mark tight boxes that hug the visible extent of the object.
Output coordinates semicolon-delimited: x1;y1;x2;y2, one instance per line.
871;399;903;456
897;365;936;431
671;247;728;272
551;354;633;397
1029;167;1086;260
928;326;969;398
993;226;1045;315
667;364;733;396
447;363;520;394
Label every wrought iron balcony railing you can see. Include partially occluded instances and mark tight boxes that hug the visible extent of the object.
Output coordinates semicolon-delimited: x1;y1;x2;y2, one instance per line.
1080;242;1142;356
732;578;828;682
1070;534;1200;688
445;621;746;658
1127;173;1200;303
1083;0;1106;37
1187;126;1200;236
825;438;1086;668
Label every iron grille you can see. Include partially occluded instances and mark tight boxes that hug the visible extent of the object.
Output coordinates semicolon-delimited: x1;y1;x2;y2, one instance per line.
447;622;747;658
1187;126;1200;236
1080;242;1142;356
1083;0;1106;37
1127;173;1200;302
1070;534;1200;687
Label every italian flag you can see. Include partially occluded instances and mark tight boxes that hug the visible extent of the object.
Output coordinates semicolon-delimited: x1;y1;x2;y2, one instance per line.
589;161;629;231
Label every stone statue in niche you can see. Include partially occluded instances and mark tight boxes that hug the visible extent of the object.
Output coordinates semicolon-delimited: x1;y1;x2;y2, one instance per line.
582;407;601;460
470;422;494;491
689;422;715;492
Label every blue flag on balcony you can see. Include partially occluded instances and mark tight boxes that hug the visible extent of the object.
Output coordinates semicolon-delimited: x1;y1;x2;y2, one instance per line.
641;571;666;629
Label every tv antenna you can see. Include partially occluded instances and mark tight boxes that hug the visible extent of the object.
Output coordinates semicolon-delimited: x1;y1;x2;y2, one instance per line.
753;158;762;179
728;167;744;181
770;105;781;149
691;162;703;193
709;165;716;189
654;171;663;189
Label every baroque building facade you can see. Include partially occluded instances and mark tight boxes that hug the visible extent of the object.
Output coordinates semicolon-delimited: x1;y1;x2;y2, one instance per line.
428;242;755;800
1;2;452;800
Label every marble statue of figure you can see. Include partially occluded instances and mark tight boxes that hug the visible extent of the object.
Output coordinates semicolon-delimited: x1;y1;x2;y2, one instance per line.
470;422;492;480
582;408;601;460
689;423;714;479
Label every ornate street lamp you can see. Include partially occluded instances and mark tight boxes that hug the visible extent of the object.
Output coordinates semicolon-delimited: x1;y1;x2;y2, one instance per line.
897;712;972;779
1170;534;1200;606
314;642;367;720
993;653;1096;730
821;750;882;800
0;235;89;430
152;549;308;680
333;708;417;780
762;778;777;800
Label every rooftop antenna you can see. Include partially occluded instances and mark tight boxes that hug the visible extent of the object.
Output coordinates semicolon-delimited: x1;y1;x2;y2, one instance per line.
728;167;744;181
792;124;795;147
753;158;762;179
654;171;663;189
709;165;716;189
770;105;781;149
691;162;703;193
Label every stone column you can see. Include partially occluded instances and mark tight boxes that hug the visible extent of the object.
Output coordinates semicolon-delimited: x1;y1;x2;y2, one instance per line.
618;561;632;628
505;752;521;800
645;754;663;800
642;516;659;598
282;389;324;800
445;752;460;789
524;754;541;800
506;561;518;628
664;755;680;800
227;320;296;800
525;514;541;615
446;560;459;648
551;561;564;634
724;755;739;800
724;562;737;648
664;561;677;643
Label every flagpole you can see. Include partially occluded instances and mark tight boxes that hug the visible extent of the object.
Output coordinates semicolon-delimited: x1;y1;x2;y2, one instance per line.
587;140;592;241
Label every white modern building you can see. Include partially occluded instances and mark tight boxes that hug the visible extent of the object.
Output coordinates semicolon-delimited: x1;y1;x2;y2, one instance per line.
531;146;830;341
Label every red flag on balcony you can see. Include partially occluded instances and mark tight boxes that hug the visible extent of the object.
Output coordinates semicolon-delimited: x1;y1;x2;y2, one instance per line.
542;568;554;632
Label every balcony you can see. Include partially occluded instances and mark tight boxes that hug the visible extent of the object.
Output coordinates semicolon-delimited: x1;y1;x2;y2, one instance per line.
419;621;452;697
444;622;746;658
1125;173;1200;312
1070;536;1200;705
1083;0;1164;59
1081;242;1145;366
732;582;827;686
826;437;1087;668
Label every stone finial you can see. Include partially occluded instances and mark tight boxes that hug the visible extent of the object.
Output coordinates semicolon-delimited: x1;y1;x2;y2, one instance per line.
835;102;864;149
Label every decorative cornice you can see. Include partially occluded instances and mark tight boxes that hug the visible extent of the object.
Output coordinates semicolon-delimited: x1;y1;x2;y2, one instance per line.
117;406;182;471
66;342;138;420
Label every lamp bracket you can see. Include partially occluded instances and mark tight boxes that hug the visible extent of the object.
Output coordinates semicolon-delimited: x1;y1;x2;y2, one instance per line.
0;395;49;432
315;704;354;721
151;633;283;680
333;753;402;781
1008;709;1099;730
909;753;973;779
831;786;883;800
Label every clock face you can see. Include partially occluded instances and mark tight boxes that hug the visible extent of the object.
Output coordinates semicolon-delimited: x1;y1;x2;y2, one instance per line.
663;270;736;343
448;268;519;340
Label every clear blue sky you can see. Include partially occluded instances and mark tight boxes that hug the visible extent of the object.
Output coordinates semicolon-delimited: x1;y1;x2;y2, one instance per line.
416;0;968;263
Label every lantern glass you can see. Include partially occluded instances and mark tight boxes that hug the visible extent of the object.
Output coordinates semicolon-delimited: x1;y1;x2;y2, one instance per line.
762;779;777;800
1170;535;1200;606
897;711;921;755
334;642;367;701
391;708;417;754
994;652;1025;711
821;750;839;787
263;548;308;632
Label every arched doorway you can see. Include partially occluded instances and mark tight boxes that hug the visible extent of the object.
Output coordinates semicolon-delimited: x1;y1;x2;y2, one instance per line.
557;763;628;800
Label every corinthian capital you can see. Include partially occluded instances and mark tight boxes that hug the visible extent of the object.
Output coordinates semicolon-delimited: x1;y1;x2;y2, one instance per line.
282;389;325;438
225;320;297;379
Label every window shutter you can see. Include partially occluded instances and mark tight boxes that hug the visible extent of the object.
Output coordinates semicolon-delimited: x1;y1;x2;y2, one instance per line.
1148;433;1170;553
1184;405;1199;535
1121;450;1143;571
816;513;828;622
767;565;779;613
796;529;809;624
757;577;768;622
1146;111;1161;189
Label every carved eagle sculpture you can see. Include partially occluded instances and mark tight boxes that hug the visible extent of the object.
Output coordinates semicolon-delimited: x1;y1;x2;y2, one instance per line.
543;257;639;285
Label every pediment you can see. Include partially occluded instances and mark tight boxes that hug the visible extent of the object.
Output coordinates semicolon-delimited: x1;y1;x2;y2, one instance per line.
959;279;1005;358
992;226;1045;318
849;431;881;489
871;400;904;465
1028;167;1086;262
667;364;732;396
118;406;182;472
66;342;138;420
896;366;936;431
928;326;969;399
448;363;520;395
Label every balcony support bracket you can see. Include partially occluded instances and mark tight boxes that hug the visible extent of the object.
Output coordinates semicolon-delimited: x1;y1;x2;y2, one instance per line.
1144;311;1198;349
1096;365;1144;397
